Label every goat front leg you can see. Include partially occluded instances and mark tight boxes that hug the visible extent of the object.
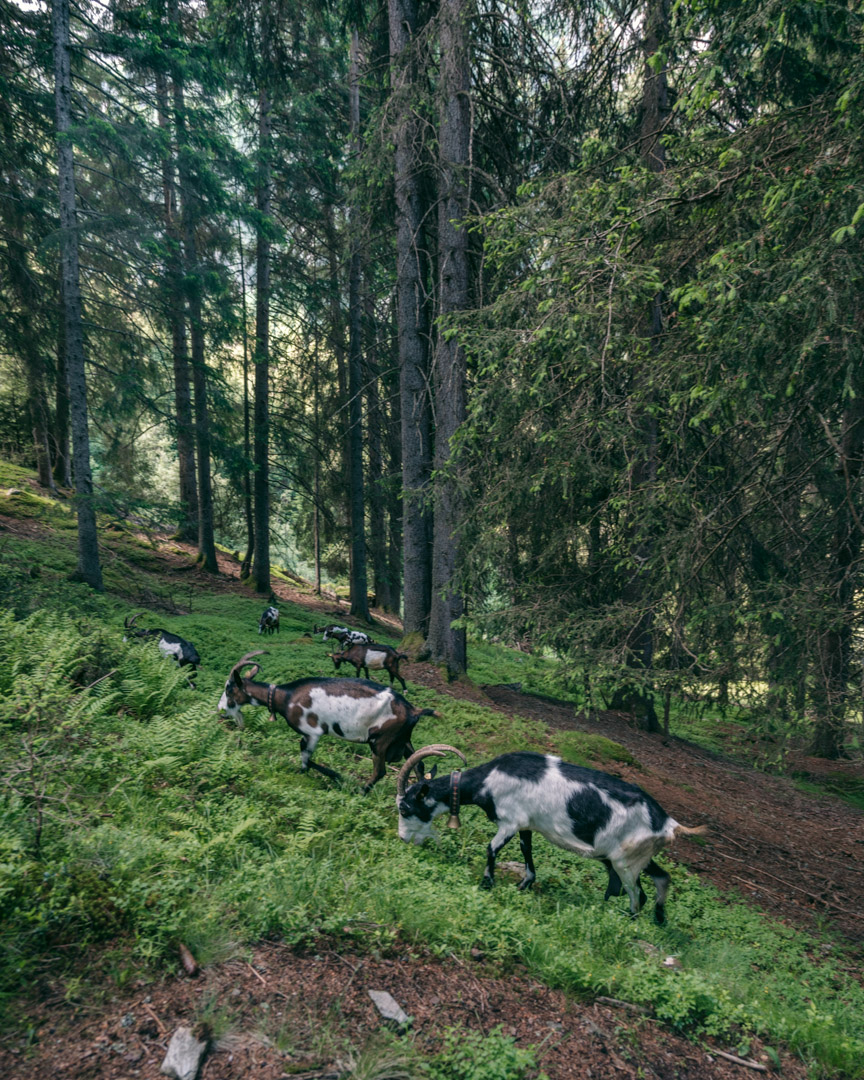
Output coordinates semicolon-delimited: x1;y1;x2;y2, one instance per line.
299;733;340;781
362;751;387;794
517;830;536;890
481;825;516;890
644;859;671;926
602;858;646;908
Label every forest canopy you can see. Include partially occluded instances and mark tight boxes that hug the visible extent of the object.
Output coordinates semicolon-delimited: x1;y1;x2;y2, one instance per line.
1;0;863;758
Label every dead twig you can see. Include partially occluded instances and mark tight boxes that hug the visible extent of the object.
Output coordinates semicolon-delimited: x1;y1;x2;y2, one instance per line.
595;996;651;1015
712;1049;768;1071
143;1003;166;1035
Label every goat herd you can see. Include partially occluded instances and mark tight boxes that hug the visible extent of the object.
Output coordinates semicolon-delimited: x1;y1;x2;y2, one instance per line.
124;607;707;924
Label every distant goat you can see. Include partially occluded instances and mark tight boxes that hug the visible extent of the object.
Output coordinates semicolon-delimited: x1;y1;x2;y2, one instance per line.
218;652;439;791
329;642;410;691
123;612;201;683
396;748;707;924
314;623;372;647
259;606;280;635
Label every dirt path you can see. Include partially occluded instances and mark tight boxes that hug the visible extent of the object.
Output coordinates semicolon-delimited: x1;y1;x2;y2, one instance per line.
0;941;803;1080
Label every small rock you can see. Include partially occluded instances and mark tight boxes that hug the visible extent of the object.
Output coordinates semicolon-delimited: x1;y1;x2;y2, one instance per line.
121;1014;136;1028
367;990;410;1029
470;947;485;961
160;1026;209;1080
662;956;683;970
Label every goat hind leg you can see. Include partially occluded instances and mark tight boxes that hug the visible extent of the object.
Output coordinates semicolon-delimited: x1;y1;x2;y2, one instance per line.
644;859;671;925
299;733;340;781
517;830;536;890
612;862;648;918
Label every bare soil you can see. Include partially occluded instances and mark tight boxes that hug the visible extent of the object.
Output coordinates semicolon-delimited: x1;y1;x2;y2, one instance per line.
0;942;803;1080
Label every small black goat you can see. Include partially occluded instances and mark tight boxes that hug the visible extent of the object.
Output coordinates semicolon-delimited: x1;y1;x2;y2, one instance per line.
396;747;707;924
329;642;410;691
123;612;201;683
314;623;372;647
218;652;439;791
259;606;280;635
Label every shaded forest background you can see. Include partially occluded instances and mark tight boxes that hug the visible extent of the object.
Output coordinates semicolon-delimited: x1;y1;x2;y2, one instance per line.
2;0;863;758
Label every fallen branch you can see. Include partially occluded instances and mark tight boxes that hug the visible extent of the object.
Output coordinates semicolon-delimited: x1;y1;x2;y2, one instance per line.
713;1049;768;1072
595;996;651;1015
247;962;267;985
143;1003;166;1035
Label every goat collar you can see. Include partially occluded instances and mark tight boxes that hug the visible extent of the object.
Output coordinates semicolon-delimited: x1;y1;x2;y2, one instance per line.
267;683;277;715
446;770;462;829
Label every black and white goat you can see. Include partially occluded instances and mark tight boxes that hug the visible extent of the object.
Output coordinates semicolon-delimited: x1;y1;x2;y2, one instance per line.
123;612;201;683
259;606;280;635
314;623;373;647
329;642;410;691
217;652;439;791
396;747;707;924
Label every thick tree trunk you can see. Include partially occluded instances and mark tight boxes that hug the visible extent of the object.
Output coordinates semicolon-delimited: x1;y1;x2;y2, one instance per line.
52;0;102;590
53;295;71;487
389;0;433;635
347;29;370;621
610;0;670;731
238;217;254;580
364;290;390;610
25;357;55;489
253;85;272;594
426;0;470;676
172;38;217;574
386;338;403;614
156;69;198;542
324;202;350;563
811;378;864;758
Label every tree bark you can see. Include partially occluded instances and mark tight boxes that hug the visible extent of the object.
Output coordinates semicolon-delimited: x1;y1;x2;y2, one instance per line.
52;0;102;589
52;288;71;487
426;0;470;676
365;289;390;610
156;67;198;542
610;0;670;731
347;29;370;621
389;0;433;635
253;84;272;594
238;214;254;580
171;17;218;574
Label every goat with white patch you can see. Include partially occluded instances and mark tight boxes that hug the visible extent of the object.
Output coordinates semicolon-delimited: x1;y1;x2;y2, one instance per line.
259;606;280;635
329;642;410;690
123;613;201;683
314;623;372;647
218;652;440;792
396;747;707;924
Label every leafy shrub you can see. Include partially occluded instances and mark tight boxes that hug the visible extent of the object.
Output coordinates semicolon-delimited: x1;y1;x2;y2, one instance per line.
425;1025;547;1080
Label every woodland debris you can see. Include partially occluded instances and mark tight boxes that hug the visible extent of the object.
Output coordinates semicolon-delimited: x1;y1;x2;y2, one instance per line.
367;989;410;1029
713;1049;768;1072
160;1026;209;1080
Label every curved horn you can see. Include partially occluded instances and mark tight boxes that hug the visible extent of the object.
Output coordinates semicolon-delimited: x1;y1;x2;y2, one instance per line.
230;650;268;680
396;744;467;800
125;611;145;629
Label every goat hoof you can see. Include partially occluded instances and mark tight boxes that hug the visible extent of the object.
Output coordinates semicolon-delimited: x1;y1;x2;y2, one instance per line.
479;877;494;891
654;905;666;926
517;878;535;891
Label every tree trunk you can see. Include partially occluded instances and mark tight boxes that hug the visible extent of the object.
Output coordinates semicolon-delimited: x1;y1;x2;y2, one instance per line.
426;0;470;676
172;26;218;574
347;28;370;621
365;289;390;610
253;84;272;594
52;290;71;487
610;0;670;732
22;344;54;489
811;368;864;758
386;331;403;614
238;215;254;579
324;202;350;567
389;0;433;635
52;0;102;590
156;68;198;542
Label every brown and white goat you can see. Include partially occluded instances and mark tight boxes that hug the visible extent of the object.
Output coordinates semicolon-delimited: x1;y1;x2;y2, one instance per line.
329;643;410;691
217;652;439;792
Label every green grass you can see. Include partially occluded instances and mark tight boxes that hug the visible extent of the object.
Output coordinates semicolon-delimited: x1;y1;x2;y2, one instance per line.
1;462;864;1076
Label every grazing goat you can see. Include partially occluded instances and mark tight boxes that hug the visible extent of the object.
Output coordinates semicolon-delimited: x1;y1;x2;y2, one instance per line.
314;623;373;647
218;652;440;791
396;748;707;924
329;643;410;691
259;606;280;635
123;612;201;683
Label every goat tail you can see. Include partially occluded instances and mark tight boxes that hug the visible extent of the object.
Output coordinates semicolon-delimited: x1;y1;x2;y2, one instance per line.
396;652;410;661
414;708;442;720
673;823;710;838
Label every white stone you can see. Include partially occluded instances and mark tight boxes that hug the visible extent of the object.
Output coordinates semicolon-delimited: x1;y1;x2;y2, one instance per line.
160;1026;208;1080
368;990;410;1027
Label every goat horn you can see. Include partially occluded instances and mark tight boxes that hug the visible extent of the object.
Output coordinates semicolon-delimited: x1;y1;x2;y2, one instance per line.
125;611;145;628
396;744;467;800
230;650;268;678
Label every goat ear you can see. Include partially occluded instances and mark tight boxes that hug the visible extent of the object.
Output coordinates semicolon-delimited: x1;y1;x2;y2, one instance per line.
425;764;438;780
418;783;429;798
232;668;244;687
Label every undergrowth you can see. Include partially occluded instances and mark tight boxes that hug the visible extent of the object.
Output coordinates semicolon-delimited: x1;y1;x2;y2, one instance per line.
1;468;864;1076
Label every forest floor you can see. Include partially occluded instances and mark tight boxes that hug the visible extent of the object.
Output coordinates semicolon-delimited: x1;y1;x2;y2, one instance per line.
2;495;864;1079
